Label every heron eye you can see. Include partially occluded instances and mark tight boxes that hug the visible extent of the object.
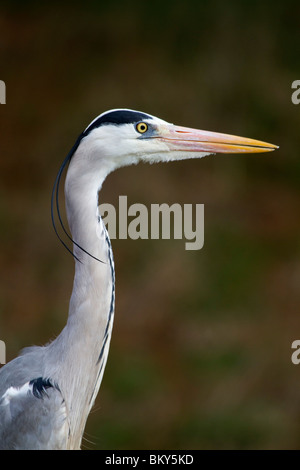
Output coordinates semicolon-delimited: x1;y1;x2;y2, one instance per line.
136;122;148;134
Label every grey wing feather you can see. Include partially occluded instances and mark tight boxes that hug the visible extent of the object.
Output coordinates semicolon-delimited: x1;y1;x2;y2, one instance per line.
0;347;69;450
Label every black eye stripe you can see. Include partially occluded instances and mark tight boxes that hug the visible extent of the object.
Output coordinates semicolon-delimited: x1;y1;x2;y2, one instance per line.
84;110;153;136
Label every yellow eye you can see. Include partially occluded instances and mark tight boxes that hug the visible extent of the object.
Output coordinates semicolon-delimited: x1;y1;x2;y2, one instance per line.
136;122;148;134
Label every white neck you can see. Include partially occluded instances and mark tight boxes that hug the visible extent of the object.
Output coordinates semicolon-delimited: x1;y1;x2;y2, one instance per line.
46;150;115;449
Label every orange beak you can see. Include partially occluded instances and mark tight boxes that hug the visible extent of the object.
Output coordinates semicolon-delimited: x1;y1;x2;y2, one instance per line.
158;124;278;154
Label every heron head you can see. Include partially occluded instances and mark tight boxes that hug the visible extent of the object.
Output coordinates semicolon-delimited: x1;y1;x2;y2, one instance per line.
75;108;278;172
54;109;278;260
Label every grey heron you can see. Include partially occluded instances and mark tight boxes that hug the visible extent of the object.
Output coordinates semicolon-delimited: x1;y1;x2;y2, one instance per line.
0;109;277;449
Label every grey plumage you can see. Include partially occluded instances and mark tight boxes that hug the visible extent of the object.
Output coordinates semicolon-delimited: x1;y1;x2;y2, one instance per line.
0;109;277;449
0;347;68;450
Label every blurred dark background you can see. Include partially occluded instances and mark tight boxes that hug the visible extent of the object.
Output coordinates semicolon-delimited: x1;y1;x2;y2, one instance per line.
1;0;300;449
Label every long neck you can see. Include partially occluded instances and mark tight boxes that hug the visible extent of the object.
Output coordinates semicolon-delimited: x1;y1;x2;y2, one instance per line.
46;157;115;449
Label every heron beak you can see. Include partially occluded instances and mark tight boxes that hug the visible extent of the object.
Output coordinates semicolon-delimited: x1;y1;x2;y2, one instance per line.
158;124;278;154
